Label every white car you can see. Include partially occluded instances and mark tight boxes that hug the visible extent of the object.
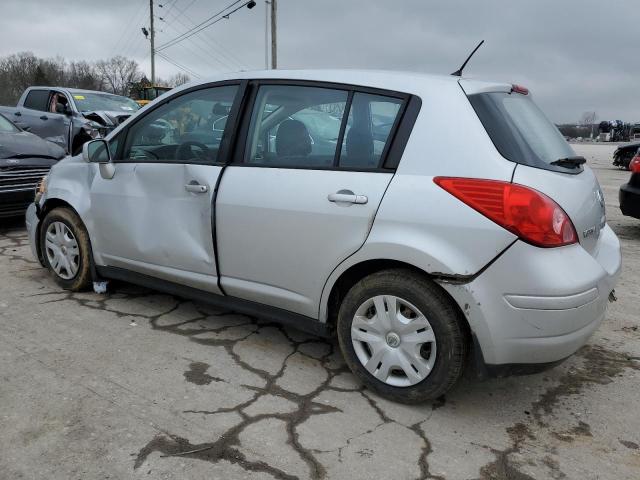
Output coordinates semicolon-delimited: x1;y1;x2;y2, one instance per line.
26;70;621;403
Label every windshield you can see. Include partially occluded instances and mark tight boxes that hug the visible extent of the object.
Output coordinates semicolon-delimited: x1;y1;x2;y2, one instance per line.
468;91;576;172
0;114;19;133
72;92;140;113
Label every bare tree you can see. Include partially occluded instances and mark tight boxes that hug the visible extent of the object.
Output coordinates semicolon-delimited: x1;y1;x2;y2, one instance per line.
167;72;191;87
0;52;144;105
66;61;103;91
96;56;142;96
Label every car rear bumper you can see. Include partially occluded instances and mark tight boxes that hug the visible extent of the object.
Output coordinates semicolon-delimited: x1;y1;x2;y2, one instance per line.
620;176;640;219
440;224;621;368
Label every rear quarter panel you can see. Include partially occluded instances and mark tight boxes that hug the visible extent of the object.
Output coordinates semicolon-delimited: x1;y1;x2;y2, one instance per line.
319;81;518;321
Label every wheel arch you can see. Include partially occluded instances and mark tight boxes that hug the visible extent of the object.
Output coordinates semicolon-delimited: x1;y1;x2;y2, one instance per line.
322;258;470;338
38;197;98;281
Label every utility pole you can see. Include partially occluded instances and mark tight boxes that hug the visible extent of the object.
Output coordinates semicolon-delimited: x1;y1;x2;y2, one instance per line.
264;1;270;69
270;0;277;69
150;0;156;84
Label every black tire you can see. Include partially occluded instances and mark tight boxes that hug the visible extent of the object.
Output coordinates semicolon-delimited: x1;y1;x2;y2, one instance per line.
39;207;93;291
336;269;469;404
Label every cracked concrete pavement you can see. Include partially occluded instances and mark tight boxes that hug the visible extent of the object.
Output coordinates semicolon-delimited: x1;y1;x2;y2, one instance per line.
1;144;639;479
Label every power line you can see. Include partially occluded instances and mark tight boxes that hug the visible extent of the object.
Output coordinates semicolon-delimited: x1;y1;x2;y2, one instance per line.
158;18;236;72
160;7;245;71
112;1;149;59
156;51;201;78
156;0;254;52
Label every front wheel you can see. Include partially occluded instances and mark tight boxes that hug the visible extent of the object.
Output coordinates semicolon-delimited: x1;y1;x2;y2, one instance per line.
39;207;92;291
336;269;469;403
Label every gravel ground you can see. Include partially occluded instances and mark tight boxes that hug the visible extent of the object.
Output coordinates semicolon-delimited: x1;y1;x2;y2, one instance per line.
0;143;638;479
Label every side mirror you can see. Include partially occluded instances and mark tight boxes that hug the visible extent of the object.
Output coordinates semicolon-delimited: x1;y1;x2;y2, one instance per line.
82;139;111;163
83;139;115;180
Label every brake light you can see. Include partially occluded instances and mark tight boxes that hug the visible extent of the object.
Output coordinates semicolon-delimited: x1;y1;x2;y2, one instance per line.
511;84;529;95
630;156;640;173
434;177;578;247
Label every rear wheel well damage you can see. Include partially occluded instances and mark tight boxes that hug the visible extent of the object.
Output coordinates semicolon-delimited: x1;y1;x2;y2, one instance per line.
325;259;472;343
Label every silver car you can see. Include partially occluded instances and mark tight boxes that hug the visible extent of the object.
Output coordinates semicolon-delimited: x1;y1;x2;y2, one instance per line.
26;70;622;403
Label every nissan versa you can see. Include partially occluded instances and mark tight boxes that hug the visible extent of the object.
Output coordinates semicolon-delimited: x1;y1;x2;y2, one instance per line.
25;70;621;403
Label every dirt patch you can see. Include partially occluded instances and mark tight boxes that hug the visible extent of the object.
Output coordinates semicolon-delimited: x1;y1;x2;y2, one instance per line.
532;345;640;425
619;439;639;450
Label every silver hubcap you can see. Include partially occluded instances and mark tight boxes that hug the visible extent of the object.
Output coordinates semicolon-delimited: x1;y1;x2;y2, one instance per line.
351;295;437;387
45;221;80;280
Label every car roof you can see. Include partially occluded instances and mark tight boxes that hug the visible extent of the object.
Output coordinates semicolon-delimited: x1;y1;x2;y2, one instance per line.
27;86;121;96
174;69;462;95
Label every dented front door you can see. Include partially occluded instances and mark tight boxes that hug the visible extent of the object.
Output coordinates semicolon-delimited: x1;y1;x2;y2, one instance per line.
87;83;241;294
89;163;223;293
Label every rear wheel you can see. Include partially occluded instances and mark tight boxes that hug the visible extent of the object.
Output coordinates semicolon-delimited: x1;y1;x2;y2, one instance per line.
39;208;92;291
336;269;468;403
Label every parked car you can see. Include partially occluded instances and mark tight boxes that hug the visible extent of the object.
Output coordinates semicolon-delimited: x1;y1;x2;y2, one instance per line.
0;87;140;155
613;141;640;169
25;70;621;403
0;113;65;218
620;149;640;219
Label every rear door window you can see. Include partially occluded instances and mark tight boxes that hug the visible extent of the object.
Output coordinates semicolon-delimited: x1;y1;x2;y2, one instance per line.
468;92;577;173
244;85;348;168
23;89;50;111
243;85;406;170
339;93;403;169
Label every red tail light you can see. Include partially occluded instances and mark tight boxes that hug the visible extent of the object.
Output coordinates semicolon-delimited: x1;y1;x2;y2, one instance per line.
511;84;529;95
630;156;640;173
434;177;578;247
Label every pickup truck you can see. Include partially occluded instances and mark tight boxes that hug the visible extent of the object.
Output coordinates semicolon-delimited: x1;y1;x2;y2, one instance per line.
0;86;140;155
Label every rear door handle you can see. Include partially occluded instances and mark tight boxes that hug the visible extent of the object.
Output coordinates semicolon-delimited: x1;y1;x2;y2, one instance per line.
14;112;21;117
40;115;48;120
185;182;208;193
328;192;368;204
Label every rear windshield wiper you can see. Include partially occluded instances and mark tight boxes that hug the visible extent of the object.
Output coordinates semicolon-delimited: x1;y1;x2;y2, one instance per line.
550;156;586;168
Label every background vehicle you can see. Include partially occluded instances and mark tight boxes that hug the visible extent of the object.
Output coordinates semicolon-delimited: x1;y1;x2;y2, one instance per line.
620;150;640;219
0;113;64;217
613;141;640;169
25;70;621;403
598;120;631;142
0;86;139;155
130;85;172;107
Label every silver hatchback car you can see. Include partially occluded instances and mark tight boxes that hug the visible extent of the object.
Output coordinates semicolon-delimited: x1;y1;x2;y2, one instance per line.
26;70;622;403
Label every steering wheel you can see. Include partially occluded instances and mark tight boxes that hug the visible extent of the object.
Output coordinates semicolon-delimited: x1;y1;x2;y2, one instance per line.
176;141;211;161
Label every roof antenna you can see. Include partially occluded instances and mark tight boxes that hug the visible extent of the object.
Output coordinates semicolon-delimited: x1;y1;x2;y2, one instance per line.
451;40;485;77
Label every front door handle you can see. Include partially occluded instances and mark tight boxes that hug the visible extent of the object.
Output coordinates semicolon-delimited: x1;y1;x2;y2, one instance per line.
328;191;368;205
185;181;208;193
14;111;21;117
40;115;48;120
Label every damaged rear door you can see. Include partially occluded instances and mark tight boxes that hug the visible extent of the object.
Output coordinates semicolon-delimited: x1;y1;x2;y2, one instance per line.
88;82;243;293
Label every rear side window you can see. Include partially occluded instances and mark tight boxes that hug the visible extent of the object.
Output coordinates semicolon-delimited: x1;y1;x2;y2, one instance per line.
468;92;576;172
23;90;50;111
245;85;348;168
339;93;403;169
243;85;405;170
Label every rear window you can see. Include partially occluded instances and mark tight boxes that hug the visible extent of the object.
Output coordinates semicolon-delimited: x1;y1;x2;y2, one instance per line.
468;92;577;172
23;90;50;111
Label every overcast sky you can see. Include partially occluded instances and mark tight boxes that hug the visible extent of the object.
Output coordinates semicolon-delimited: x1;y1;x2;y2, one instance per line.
1;0;638;123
